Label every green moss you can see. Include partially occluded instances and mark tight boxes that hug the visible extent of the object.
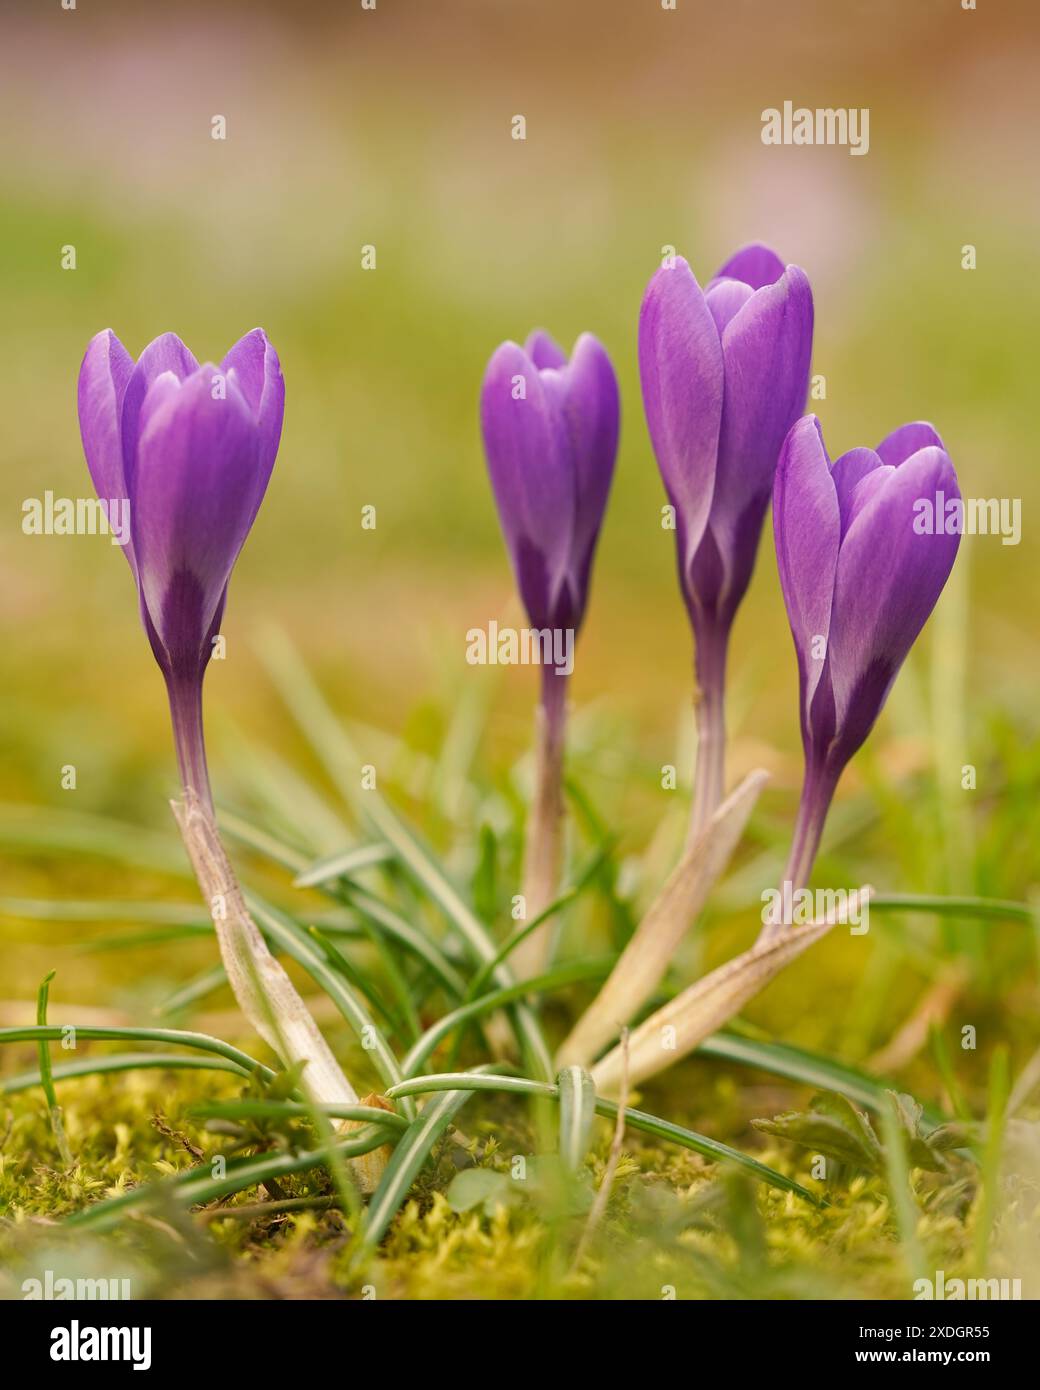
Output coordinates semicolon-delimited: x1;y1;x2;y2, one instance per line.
0;1058;999;1301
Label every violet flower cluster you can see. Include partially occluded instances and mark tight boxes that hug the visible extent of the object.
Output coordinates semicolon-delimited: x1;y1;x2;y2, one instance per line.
639;246;814;837
479;242;960;996
77;240;962;1106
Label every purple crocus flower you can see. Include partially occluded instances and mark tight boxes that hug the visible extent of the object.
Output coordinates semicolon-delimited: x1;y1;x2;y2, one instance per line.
480;330;619;640
479;327;619;734
78;328;284;808
639;246;813;837
769;413;961;908
479;329;619;966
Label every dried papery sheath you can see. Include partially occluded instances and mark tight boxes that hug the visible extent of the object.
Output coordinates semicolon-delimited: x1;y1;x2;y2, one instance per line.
173;794;386;1193
759;416;961;945
591;888;872;1094
639;246;813;842
78;329;379;1189
557;768;768;1069
480;330;619;977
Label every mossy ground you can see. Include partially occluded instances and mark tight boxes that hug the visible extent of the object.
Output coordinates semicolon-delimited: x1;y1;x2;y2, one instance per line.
2;704;1038;1300
1;1034;1025;1301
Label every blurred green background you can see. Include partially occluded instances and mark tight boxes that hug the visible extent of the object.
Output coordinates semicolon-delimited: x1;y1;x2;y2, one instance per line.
1;0;1037;1028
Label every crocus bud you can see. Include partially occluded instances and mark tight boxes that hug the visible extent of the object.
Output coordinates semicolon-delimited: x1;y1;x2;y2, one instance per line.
78;328;284;807
768;415;961;915
480;329;619;640
479;330;619;971
639;246;813;837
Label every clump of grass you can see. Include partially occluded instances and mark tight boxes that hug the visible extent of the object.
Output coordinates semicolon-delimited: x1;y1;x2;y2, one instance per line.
1;635;1037;1299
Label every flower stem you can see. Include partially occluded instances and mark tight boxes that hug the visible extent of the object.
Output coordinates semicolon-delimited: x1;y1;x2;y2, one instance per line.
513;667;568;981
164;673;383;1191
166;672;214;815
757;761;839;945
687;624;728;846
782;764;838;890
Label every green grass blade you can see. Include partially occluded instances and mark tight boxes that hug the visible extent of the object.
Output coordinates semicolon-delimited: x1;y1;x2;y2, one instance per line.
186;1099;409;1130
359;1068;502;1252
294;844;394;888
0;1025;275;1083
0;897;209;925
466;842;614;1000
695;1032;942;1124
973;1046;1010;1275
222;810;468;999
557;1066;596;1174
156;964;229;1017
362;799;553;1080
387;1071;549;1101
881;1093;927;1285
1;1053;255;1093
0;805;186;874
259;627;551;1078
65;1130;391;1233
384;1072;818;1204
79;927;214;953
401;957;615;1077
36;971;74;1166
218;809;311;874
869;894;1032;922
339;886;467;998
307;925;406;1036
35;972;59;1111
244;891;413;1117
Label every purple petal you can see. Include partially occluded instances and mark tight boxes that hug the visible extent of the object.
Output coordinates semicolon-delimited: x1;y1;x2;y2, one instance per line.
120;332;199;503
638;257;724;569
828;447;961;758
480;341;574;628
773;415;840;735
524;329;568;370
876;421;944;467
704;278;754;335
221;329;285;526
131;366;262;673
702;264;814;616
78;329;137;576
557;333;620;607
844;463;896;534
830;447;882;536
711;242;786;291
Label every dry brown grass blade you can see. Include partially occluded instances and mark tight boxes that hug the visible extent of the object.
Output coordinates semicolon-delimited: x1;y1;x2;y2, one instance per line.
556;769;769;1069
591;887;872;1094
172;790;385;1193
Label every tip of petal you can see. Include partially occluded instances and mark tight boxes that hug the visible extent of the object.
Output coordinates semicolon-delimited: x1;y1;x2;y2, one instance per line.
713;242;786;290
568;331;614;374
644;254;694;290
875;420;946;467
789;413;824;448
482;339;528;386
140;332;198;380
524;328;568;370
